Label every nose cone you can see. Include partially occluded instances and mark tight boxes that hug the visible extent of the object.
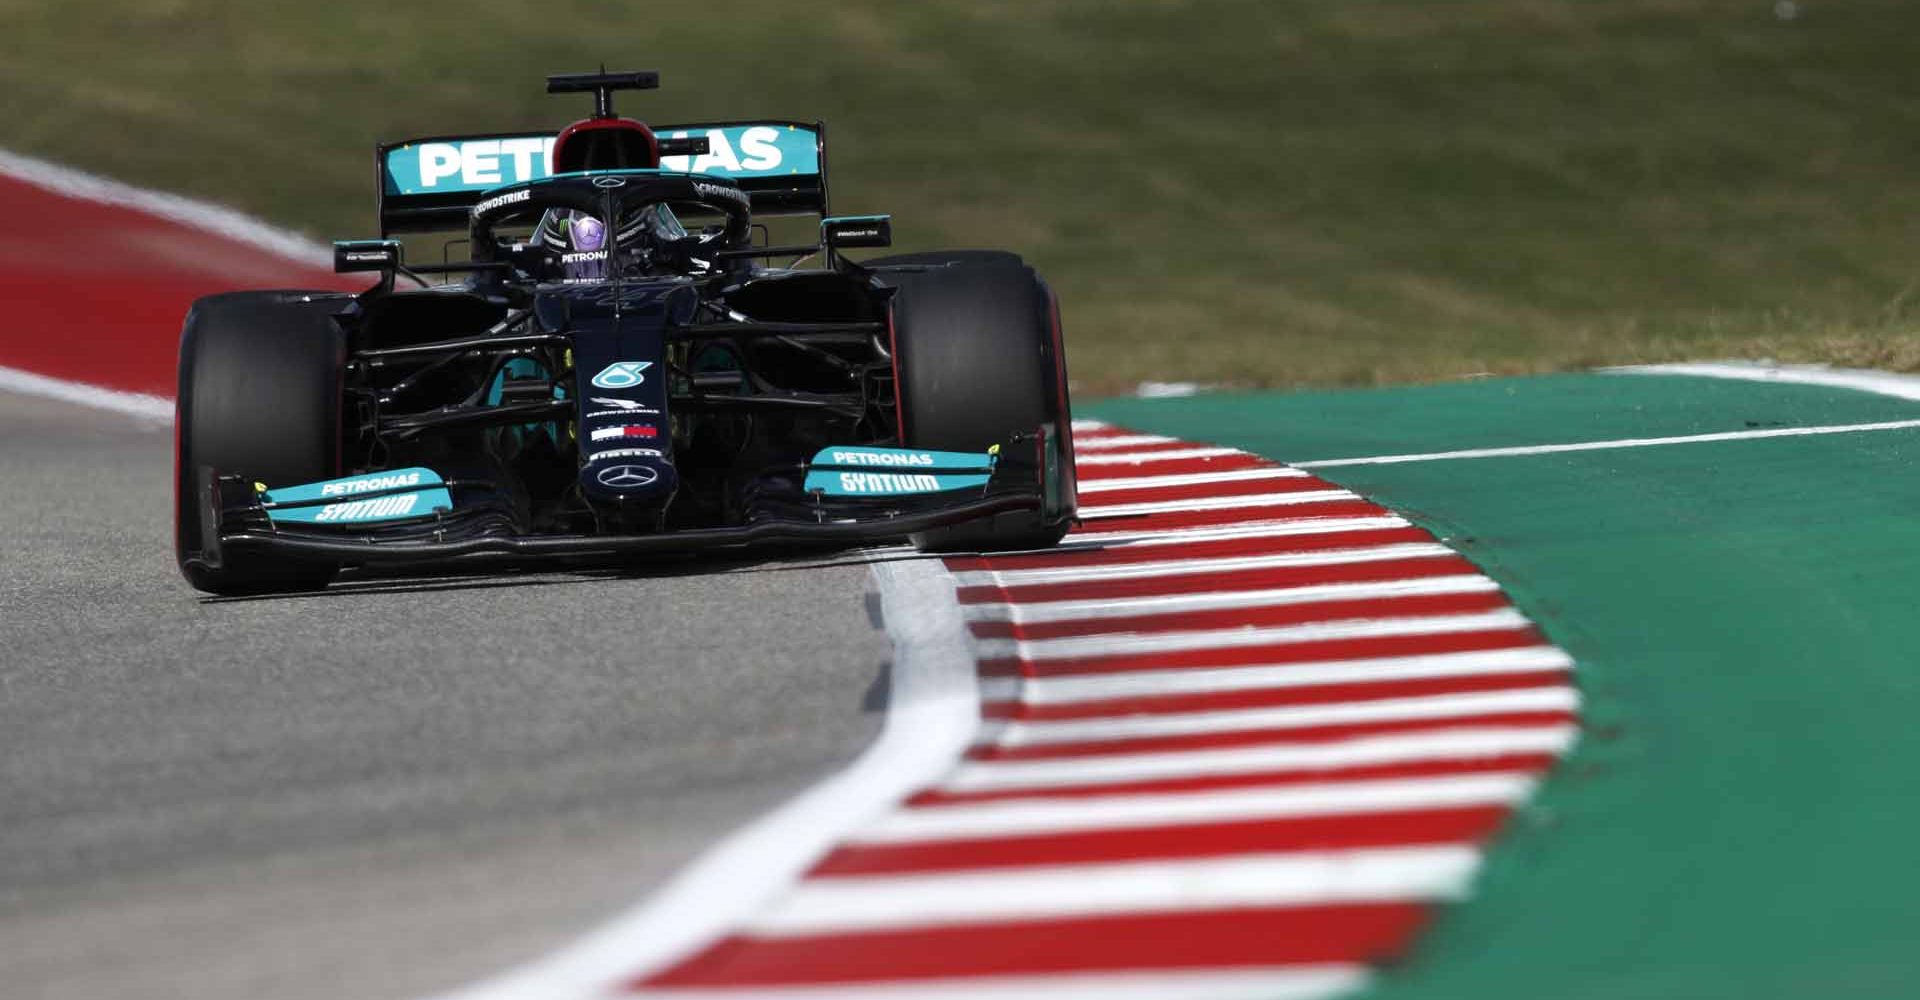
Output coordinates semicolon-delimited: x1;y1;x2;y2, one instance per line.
580;425;675;502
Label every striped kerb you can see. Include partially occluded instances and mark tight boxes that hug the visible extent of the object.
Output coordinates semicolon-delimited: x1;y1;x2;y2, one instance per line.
629;421;1580;1000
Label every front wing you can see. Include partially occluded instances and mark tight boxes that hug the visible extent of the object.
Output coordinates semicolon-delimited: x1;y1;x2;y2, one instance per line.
183;429;1073;573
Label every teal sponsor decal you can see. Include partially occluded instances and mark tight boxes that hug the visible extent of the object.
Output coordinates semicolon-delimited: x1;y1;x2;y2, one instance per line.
383;124;820;197
655;124;818;178
259;467;452;525
804;446;995;496
590;361;653;389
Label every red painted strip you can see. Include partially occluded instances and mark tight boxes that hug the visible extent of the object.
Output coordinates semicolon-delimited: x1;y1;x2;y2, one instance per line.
980;670;1571;722
945;525;1433;574
636;904;1430;987
908;754;1560;807
967;589;1511;641
1078;498;1385;530
809;806;1513;877
1072;452;1277;479
957;553;1481;607
966;710;1581;761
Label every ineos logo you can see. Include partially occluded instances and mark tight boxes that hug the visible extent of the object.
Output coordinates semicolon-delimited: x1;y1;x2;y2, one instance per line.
597;465;658;489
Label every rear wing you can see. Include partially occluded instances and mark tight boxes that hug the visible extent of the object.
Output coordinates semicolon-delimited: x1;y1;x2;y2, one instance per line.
375;121;827;235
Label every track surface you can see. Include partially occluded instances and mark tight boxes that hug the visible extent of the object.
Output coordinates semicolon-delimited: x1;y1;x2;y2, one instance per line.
0;391;893;1000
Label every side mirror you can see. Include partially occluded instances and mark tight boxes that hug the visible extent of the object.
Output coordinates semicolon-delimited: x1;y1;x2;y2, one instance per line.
334;239;403;274
822;215;891;251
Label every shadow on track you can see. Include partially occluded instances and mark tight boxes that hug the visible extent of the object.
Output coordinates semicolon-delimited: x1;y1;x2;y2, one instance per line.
194;542;954;604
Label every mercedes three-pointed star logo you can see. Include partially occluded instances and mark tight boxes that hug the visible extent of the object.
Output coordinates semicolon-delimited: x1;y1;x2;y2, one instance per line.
596;464;658;488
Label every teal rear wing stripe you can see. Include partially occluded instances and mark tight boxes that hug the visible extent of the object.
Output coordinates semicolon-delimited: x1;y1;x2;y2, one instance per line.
375;120;827;234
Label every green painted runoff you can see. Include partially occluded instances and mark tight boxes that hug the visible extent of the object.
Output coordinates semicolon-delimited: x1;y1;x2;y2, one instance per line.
1086;373;1920;999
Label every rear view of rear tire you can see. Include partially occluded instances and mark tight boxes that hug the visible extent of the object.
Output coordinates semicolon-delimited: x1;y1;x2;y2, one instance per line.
890;262;1075;552
175;291;350;594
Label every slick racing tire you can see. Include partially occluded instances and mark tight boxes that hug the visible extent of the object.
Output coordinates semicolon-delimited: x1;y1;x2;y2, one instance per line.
175;291;351;595
890;261;1074;553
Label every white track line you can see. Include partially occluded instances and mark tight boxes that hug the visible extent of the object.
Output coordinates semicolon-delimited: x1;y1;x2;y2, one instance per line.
1609;361;1920;401
431;558;983;999
973;609;1534;662
1075;446;1243;466
978;646;1574;705
1075;466;1311;493
1078;489;1356;519
1070;418;1113;432
1060;515;1412;547
852;773;1539;844
0;148;332;265
951;543;1455;587
0;365;174;422
1071;433;1183;450
980;687;1578;751
963;575;1501;624
633;966;1368;1000
746;846;1480;936
941;725;1580;794
1296;418;1920;468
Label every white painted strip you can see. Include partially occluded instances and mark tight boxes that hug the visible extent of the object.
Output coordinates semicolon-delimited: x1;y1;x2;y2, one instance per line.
1296;418;1920;468
1062;515;1411;547
1075;466;1309;493
748;845;1480;936
977;645;1573;705
1075;446;1243;466
942;724;1579;794
1071;433;1182;450
852;773;1537;844
1069;418;1113;432
632;965;1368;1000
973;608;1534;662
0;148;333;266
981;687;1578;750
962;575;1500;625
0;365;174;422
1079;489;1356;519
950;542;1455;587
1609;361;1920;402
429;558;983;999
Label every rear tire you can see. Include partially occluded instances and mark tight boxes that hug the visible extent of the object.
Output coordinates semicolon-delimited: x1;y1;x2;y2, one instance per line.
175;291;350;594
890;261;1074;552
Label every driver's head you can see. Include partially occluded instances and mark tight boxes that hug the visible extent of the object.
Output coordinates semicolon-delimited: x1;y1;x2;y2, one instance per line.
532;203;689;282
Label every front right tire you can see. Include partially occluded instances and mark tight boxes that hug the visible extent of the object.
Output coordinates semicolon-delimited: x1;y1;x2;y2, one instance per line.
175;291;351;594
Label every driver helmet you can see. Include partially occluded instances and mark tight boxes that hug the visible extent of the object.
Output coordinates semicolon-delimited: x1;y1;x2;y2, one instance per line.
532;203;695;282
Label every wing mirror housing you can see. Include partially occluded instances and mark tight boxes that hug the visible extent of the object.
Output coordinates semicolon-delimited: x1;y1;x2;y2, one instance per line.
334;239;404;274
822;215;891;251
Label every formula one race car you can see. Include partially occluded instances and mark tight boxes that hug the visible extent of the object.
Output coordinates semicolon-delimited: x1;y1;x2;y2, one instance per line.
175;70;1076;594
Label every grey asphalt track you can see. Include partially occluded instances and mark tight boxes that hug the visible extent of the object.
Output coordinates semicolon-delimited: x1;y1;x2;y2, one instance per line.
0;390;897;1000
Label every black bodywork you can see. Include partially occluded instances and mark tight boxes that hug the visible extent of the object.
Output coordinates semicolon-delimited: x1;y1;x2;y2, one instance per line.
190;150;1073;575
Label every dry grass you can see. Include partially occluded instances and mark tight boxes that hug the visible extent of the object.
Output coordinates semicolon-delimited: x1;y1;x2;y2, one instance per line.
3;0;1917;394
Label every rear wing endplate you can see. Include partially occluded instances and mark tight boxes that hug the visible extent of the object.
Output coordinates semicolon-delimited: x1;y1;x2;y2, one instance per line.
375;120;827;235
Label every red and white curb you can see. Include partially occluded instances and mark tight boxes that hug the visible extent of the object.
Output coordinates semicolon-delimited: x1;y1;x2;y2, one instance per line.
577;420;1582;999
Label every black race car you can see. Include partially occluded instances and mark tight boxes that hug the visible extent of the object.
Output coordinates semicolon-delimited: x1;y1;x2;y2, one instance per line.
175;70;1076;594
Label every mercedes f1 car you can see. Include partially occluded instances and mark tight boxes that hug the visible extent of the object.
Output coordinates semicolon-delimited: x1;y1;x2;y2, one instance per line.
175;70;1076;594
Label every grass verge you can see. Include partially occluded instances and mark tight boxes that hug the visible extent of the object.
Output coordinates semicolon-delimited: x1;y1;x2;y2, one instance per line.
3;0;1916;392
